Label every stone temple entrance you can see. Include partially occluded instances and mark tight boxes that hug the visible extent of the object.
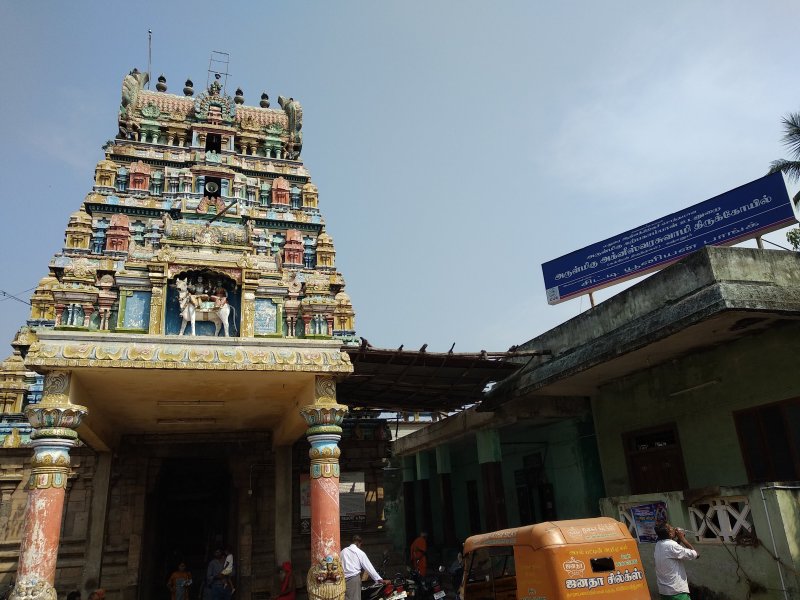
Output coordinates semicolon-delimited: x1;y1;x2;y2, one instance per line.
1;66;357;600
143;457;234;600
90;433;291;600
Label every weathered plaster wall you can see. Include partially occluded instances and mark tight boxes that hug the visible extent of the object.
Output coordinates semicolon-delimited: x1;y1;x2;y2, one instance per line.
592;319;800;600
497;417;604;524
601;486;800;599
508;247;800;401
593;321;800;497
775;487;800;587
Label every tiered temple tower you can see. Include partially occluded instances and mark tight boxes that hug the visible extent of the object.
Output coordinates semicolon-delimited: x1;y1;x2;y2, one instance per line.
20;68;356;343
0;69;359;600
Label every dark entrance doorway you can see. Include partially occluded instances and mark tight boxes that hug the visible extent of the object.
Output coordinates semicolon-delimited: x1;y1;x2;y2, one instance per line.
142;458;234;600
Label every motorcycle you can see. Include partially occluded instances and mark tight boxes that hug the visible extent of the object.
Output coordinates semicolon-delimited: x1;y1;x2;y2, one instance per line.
361;580;396;600
407;561;446;600
362;551;407;600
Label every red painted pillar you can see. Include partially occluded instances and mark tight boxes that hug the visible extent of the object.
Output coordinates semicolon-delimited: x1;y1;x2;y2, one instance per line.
307;427;342;563
300;376;348;600
11;371;87;600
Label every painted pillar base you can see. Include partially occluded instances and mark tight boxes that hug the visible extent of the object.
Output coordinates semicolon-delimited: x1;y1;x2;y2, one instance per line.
8;578;58;600
306;557;346;600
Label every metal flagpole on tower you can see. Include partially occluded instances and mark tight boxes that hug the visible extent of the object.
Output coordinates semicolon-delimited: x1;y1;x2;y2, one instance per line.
147;29;152;89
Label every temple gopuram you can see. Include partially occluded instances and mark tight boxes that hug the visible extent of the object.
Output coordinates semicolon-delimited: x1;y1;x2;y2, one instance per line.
0;69;369;600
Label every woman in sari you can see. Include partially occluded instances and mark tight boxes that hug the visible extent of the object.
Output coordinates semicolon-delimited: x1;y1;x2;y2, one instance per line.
277;561;296;600
410;531;428;576
168;562;193;600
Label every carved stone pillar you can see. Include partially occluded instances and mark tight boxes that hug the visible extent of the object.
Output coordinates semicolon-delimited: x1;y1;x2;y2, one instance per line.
10;371;87;600
240;269;258;338
300;376;348;600
81;304;94;328
325;316;334;337
148;267;167;335
240;291;256;337
53;304;65;327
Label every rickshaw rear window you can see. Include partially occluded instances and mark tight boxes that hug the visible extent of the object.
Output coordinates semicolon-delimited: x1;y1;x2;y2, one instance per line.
590;557;615;572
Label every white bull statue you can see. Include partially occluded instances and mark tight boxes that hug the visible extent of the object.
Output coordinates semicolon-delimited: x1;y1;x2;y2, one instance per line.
175;278;238;337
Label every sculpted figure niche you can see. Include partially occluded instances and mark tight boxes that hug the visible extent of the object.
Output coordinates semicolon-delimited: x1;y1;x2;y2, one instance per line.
173;271;238;337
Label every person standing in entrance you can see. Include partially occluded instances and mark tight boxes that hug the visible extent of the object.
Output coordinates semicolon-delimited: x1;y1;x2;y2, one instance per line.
207;549;232;600
341;535;389;600
654;523;699;600
167;561;193;600
410;531;428;576
220;546;236;594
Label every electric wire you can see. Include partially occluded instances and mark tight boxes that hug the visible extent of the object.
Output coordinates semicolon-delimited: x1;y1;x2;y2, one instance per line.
0;287;34;306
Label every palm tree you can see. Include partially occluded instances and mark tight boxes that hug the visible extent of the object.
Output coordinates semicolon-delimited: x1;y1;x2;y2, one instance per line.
768;112;800;249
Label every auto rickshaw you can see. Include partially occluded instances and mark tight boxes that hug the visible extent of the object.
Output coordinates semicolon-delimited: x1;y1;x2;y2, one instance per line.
461;517;648;600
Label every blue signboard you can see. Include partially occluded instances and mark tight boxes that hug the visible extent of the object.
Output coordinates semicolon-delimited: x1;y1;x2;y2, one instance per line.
542;172;797;305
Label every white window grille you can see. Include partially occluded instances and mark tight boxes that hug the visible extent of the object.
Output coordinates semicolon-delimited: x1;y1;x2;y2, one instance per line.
688;496;753;544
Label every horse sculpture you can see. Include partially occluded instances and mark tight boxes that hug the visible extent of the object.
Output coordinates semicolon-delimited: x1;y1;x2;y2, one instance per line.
175;278;238;337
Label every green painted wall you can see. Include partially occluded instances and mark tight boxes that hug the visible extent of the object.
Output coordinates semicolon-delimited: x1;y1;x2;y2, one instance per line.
448;437;481;541
420;416;605;547
593;322;800;497
392;417;604;562
498;416;605;524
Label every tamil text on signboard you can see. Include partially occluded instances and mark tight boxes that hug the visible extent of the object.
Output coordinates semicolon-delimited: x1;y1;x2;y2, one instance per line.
541;172;797;304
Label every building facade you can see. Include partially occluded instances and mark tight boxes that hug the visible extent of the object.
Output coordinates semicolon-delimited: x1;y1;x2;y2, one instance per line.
499;247;800;599
0;68;370;600
396;247;800;600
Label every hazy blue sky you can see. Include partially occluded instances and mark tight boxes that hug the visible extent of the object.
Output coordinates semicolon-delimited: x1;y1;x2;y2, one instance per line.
1;1;799;354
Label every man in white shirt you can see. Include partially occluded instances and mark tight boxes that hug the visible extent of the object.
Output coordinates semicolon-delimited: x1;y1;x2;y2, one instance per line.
654;522;699;600
340;535;389;600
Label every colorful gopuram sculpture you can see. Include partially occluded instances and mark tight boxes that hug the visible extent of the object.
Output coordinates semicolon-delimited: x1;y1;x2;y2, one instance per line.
0;67;358;600
16;68;356;342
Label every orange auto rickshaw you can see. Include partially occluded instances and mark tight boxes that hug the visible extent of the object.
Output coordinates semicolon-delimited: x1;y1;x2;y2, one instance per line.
461;517;648;600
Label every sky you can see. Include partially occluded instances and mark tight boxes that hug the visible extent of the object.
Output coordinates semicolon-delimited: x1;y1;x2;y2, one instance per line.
1;1;799;354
